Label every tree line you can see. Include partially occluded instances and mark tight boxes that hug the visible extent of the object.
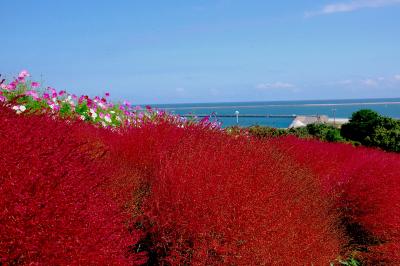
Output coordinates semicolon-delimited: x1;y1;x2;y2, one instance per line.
231;109;400;153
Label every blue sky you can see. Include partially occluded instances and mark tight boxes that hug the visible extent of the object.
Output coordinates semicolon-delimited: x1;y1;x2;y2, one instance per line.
1;0;400;104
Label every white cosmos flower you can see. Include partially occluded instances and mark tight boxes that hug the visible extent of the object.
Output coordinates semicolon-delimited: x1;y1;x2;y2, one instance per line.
104;115;112;123
89;108;97;119
80;115;85;120
12;105;26;114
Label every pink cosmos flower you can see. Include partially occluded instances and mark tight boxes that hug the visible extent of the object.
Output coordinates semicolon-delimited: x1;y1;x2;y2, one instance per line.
98;102;106;110
7;83;16;90
134;105;142;110
25;90;40;100
0;95;6;102
105;92;110;97
18;70;30;78
123;100;131;106
43;93;50;100
47;87;57;97
31;82;40;88
59;90;66;96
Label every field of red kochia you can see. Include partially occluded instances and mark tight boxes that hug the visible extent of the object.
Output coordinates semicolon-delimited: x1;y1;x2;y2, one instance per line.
1;105;400;265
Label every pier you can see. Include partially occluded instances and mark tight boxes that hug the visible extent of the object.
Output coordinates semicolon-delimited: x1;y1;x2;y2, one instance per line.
180;113;349;128
181;114;298;118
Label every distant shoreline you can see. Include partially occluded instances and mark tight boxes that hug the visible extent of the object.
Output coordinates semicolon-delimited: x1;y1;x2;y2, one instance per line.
160;101;400;110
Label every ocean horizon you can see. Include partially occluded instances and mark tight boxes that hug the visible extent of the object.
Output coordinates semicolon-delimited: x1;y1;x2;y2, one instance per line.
152;97;400;128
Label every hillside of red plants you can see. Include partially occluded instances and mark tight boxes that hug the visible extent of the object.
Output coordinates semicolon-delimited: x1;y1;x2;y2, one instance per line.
0;106;136;264
1;103;400;265
271;136;400;264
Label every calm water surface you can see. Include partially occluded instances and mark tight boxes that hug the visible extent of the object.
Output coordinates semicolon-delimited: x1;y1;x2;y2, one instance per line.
153;98;400;128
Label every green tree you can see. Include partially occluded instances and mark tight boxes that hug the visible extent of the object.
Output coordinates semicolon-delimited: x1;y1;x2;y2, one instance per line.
341;109;400;152
341;109;380;144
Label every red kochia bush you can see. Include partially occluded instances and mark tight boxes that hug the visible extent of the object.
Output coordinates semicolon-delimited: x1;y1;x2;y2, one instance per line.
0;106;135;265
271;136;400;264
111;125;344;265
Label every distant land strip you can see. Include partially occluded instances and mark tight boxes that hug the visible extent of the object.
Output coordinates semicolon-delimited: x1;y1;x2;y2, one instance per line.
159;101;400;110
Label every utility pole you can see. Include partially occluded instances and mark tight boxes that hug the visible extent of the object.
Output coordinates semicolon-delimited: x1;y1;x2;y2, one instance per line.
332;108;337;126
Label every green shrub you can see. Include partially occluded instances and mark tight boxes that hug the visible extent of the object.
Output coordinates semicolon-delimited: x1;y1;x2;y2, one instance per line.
287;126;312;138
247;125;288;138
306;123;344;142
341;109;400;152
246;123;344;142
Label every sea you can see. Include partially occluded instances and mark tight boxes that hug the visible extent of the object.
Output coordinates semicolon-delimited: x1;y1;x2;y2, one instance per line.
153;98;400;128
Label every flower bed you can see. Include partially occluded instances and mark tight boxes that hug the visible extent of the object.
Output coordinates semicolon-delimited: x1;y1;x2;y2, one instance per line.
0;70;220;129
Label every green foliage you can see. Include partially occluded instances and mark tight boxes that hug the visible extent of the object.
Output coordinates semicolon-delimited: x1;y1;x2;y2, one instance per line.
339;259;361;266
247;125;288;138
225;126;248;136
341;109;380;144
16;96;43;112
326;128;344;142
243;109;399;153
287;126;311;138
245;123;344;143
341;109;400;152
75;102;89;115
306;123;344;142
59;102;72;117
